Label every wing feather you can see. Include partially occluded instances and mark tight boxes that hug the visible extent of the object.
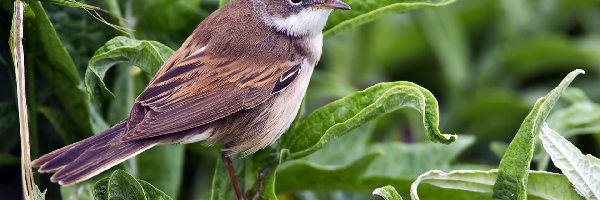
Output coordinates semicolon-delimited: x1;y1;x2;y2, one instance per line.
121;43;302;141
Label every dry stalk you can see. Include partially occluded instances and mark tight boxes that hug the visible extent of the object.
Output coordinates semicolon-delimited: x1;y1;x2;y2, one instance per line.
12;0;36;199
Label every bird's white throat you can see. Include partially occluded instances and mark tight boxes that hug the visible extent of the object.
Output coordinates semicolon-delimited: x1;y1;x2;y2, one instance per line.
270;8;332;37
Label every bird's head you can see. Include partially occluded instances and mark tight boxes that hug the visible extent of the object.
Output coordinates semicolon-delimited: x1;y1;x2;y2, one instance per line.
251;0;351;37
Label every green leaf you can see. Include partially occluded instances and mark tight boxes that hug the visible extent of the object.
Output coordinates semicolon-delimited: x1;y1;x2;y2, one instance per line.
492;69;585;200
539;124;600;199
411;170;582;200
138;180;173;200
85;36;174;103
373;185;403;200
276;134;474;194
536;88;600;170
324;0;455;37
281;81;457;159
92;171;173;200
547;88;600;138
24;1;94;142
108;170;146;200
133;0;203;46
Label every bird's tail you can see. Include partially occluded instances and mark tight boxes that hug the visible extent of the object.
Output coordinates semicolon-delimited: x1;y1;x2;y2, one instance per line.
32;121;156;185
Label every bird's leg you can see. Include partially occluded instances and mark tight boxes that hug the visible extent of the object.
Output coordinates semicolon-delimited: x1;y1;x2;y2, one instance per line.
222;152;244;200
250;166;271;200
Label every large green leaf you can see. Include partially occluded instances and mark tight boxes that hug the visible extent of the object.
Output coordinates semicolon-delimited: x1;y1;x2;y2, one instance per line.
281;81;457;159
539;124;600;199
492;69;584;200
24;0;94;142
411;170;582;200
324;0;455;37
85;36;174;103
276;133;474;195
93;170;172;200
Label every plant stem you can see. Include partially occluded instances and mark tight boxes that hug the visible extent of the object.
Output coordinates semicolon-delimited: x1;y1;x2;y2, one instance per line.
13;0;35;199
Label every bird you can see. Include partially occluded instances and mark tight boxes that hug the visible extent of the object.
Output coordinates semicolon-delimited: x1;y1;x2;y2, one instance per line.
32;0;350;197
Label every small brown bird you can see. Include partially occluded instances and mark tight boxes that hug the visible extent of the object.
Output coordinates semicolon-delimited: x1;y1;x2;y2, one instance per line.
32;0;350;197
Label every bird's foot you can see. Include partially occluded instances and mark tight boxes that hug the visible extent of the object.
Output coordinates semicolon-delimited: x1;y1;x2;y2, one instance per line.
245;166;271;200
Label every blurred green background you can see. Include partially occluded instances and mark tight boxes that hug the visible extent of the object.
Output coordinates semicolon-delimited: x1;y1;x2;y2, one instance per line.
1;0;599;199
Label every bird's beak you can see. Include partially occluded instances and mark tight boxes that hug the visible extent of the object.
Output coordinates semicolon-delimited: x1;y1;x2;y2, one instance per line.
319;0;351;10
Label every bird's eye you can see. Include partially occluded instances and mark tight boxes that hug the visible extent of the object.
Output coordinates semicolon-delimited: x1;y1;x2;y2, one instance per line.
290;0;302;5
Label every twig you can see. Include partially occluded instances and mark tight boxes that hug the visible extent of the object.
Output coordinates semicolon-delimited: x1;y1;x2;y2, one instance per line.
12;1;35;199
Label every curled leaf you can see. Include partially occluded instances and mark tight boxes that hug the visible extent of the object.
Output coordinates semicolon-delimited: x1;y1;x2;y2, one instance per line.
282;81;457;159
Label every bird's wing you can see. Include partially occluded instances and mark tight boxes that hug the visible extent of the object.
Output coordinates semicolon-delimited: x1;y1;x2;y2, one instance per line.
121;44;304;141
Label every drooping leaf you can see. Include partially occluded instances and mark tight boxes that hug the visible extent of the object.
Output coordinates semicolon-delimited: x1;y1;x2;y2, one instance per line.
85;36;174;103
373;185;403;200
324;0;456;37
281;81;457;159
492;69;585;200
539;124;600;199
411;170;582;200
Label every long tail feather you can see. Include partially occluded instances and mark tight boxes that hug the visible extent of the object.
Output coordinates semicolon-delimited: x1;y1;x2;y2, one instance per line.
32;122;155;185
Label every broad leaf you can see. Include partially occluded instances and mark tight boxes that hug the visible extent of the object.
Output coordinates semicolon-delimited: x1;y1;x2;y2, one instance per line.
24;1;94;142
539;124;600;199
324;0;455;37
282;81;457;159
93;170;172;200
276;135;474;193
411;170;582;200
85;36;174;103
373;185;403;200
492;69;585;200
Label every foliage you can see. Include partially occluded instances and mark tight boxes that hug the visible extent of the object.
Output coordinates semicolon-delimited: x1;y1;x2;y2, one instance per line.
93;170;172;200
1;0;600;199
